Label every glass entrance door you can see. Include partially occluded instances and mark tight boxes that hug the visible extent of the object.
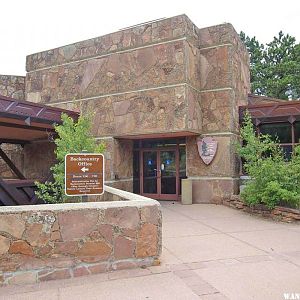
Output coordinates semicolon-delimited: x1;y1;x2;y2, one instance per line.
160;150;177;197
141;149;178;200
142;151;158;195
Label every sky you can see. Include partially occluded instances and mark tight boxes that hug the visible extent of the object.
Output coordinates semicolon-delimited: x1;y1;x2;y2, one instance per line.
1;0;299;75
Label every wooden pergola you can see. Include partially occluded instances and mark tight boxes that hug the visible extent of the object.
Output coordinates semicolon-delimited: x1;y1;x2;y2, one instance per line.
0;95;78;205
240;100;300;125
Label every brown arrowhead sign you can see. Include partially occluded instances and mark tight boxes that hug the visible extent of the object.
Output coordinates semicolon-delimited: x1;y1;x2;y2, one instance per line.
65;153;104;196
197;137;218;165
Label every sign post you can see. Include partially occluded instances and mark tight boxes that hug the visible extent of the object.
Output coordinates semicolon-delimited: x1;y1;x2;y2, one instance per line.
65;153;104;197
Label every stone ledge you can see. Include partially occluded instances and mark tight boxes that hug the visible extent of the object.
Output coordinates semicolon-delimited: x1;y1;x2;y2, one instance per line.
223;195;300;223
0;187;162;286
0;185;159;214
2;258;157;286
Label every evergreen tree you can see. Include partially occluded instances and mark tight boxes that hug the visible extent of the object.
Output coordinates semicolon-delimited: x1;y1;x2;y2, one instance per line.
240;31;300;100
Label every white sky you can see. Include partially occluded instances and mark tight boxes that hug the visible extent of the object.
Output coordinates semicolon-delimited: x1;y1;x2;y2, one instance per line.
1;0;299;75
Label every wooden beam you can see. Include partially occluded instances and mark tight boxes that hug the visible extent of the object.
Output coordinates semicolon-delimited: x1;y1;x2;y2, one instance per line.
0;139;29;145
0;178;29;205
0;111;61;126
0;146;26;179
0;121;54;132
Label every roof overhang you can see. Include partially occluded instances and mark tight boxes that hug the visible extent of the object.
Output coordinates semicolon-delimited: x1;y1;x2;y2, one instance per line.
0;95;79;144
240;100;300;124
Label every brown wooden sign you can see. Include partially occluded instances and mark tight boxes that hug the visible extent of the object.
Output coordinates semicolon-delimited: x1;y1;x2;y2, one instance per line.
197;137;218;165
65;153;104;196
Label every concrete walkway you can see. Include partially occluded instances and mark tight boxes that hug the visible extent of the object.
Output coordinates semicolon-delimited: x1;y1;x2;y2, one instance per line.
1;202;300;300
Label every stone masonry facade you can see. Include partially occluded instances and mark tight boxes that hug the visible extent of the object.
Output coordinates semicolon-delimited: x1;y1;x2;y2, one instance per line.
0;75;25;100
0;200;162;286
1;15;250;202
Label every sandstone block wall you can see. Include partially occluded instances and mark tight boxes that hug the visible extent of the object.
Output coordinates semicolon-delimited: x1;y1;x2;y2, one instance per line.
25;15;202;137
23;15;251;202
198;23;250;133
185;23;250;203
0;198;162;286
0;75;25;100
26;16;195;72
25;15;203;191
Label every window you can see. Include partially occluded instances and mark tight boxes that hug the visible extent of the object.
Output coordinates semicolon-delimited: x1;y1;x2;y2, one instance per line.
294;122;300;144
260;123;292;143
258;122;300;161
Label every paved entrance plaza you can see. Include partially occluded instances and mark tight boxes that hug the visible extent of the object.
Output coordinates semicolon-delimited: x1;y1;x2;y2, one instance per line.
1;203;300;300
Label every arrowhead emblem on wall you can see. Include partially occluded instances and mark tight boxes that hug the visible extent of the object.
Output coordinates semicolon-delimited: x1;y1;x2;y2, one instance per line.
197;137;218;165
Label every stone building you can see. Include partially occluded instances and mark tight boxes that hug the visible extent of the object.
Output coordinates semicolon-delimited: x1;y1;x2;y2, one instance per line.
1;14;251;203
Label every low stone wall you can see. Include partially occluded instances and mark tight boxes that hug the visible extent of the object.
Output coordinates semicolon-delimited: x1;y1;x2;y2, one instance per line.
223;195;300;223
0;186;162;286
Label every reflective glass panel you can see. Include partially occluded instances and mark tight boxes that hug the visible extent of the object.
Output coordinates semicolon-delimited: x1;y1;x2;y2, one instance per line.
179;146;187;195
160;150;176;195
143;151;157;194
260;123;292;143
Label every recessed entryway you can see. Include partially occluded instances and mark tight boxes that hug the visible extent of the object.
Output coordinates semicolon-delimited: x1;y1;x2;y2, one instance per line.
133;138;186;201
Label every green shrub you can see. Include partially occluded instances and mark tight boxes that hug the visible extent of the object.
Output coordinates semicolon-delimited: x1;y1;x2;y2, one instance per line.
35;113;105;204
237;111;300;209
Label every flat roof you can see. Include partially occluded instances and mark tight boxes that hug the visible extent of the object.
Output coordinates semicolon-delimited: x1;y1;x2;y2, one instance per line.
0;95;79;143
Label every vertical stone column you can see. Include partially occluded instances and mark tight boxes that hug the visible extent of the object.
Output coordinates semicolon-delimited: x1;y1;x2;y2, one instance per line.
186;23;250;203
97;137;133;192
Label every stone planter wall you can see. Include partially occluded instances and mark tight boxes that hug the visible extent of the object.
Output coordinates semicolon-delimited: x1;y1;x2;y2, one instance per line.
0;186;162;286
223;195;300;223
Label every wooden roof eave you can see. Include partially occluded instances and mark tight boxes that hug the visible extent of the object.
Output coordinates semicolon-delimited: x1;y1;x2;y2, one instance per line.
239;100;300;125
0;95;79;144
